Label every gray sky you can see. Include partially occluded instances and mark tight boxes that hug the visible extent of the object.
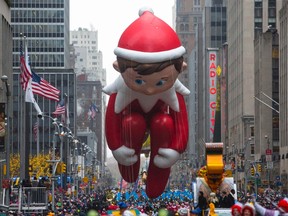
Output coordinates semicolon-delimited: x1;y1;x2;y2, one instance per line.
70;0;175;84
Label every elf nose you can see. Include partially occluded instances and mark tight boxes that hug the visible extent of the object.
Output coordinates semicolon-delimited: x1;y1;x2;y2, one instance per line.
144;87;155;95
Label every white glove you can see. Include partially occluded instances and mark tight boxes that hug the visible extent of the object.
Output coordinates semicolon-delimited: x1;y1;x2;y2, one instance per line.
112;146;138;166
153;148;180;168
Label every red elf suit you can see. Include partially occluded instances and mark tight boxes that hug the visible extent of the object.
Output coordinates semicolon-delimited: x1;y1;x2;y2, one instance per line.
103;7;189;198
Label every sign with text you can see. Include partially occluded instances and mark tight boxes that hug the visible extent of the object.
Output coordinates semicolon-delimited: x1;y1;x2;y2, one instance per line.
266;148;272;162
207;49;218;141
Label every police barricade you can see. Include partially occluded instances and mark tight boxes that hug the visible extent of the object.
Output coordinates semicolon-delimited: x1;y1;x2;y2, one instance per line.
9;186;48;213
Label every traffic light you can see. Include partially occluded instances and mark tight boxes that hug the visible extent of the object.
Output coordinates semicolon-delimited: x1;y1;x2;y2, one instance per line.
3;164;6;175
56;163;62;174
29;165;33;176
77;165;81;173
61;163;66;173
251;167;255;176
257;164;262;173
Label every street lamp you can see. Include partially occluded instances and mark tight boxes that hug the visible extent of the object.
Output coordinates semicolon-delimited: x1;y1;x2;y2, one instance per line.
265;135;272;188
38;113;62;211
1;75;10;206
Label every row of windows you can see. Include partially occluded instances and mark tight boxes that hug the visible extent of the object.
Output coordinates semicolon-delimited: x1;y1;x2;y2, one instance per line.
13;24;64;35
11;3;64;9
14;47;64;53
13;61;64;68
13;32;64;38
13;57;65;68
12;18;64;23
14;53;64;63
211;38;227;48
12;10;64;19
255;8;276;18
211;21;227;27
211;11;226;21
12;0;64;4
211;7;226;12
13;39;65;51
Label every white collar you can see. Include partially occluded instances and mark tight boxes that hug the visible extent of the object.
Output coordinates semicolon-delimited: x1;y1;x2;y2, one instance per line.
103;75;190;113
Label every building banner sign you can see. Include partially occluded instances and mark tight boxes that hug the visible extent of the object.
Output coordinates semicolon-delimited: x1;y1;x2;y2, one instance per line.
208;50;218;140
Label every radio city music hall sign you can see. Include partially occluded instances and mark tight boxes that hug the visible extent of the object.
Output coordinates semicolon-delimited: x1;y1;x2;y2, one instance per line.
208;51;221;138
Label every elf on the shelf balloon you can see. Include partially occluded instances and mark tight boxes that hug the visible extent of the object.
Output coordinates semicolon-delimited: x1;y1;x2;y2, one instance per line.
103;7;190;198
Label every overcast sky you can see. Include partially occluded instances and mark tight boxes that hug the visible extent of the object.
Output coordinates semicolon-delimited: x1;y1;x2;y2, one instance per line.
70;0;175;85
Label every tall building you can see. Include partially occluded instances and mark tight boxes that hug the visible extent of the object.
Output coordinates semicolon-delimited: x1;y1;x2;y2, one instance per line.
175;0;227;164
201;0;227;144
176;0;203;89
254;31;280;188
11;0;70;68
227;0;283;189
70;28;106;85
279;0;288;192
0;0;13;188
70;27;107;166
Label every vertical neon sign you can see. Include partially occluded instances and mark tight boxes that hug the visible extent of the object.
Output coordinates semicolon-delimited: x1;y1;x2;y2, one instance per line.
208;50;217;140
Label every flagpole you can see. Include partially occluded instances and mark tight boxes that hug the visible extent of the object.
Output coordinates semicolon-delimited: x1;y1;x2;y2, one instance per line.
36;117;39;155
20;35;30;181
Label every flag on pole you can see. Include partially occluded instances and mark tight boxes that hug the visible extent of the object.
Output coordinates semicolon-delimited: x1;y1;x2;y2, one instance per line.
20;40;32;91
52;99;66;115
25;79;42;114
87;103;98;120
33;121;38;142
19;38;42;114
65;95;70;126
19;38;60;101
53;96;70;125
31;70;60;101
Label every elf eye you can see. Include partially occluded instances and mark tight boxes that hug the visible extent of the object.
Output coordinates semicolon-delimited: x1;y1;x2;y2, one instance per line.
156;80;166;86
135;79;145;85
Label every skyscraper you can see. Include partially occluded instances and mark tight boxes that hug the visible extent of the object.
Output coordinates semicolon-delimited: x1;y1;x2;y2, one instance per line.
10;0;75;159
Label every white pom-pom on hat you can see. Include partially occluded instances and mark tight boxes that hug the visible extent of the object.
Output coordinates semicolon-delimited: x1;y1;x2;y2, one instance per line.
138;7;154;16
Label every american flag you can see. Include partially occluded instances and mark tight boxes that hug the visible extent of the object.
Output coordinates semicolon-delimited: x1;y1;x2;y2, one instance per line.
87;103;98;120
19;39;60;101
52;99;66;115
33;121;38;142
20;40;32;91
31;70;60;101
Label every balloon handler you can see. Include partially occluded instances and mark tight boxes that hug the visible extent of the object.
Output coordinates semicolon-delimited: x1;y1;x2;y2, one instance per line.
103;7;190;198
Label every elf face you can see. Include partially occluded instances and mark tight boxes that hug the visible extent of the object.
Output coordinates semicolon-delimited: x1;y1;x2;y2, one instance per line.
121;64;179;95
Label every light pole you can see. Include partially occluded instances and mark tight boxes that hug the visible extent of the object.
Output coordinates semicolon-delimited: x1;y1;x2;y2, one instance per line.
1;75;11;206
37;113;62;211
265;135;272;188
244;138;252;195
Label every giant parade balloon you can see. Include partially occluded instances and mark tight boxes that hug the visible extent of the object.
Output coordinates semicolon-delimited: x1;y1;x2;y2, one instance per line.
103;7;190;198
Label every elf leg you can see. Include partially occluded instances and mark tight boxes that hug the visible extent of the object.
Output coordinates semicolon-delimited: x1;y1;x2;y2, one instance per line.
146;113;174;198
119;112;146;183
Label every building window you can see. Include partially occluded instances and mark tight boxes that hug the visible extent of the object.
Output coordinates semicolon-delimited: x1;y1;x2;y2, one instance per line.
194;0;200;6
268;8;276;18
255;8;262;18
251;144;255;155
